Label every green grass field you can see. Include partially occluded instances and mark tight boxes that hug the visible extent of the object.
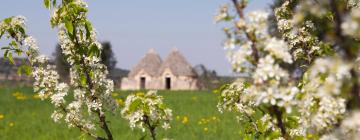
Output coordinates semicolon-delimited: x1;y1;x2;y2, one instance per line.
0;87;241;140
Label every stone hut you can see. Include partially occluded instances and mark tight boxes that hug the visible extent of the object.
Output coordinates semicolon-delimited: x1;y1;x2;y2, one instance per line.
121;49;201;90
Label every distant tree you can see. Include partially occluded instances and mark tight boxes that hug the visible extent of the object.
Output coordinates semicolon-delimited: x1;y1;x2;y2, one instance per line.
53;41;117;82
53;44;70;82
194;64;221;89
101;41;117;72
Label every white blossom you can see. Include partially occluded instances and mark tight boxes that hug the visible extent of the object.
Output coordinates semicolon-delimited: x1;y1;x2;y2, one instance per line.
264;38;293;63
24;36;39;50
253;55;288;84
122;91;173;132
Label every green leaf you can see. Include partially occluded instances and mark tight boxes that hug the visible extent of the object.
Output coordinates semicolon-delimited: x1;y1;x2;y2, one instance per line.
15;49;23;56
244;81;251;88
1;46;10;50
44;0;50;9
10;40;18;49
52;0;57;7
129;99;142;113
89;71;94;79
159;103;166;110
44;0;50;8
80;74;87;86
4;50;9;58
78;133;87;140
139;135;147;140
85;21;92;39
88;44;99;57
8;53;14;64
17;25;25;35
143;104;150;114
24;65;32;76
17;66;23;76
18;65;32;76
269;131;281;139
64;19;74;36
4;17;12;24
0;31;4;38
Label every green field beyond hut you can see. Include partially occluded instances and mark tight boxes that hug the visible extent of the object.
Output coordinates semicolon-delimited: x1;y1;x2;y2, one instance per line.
0;87;241;140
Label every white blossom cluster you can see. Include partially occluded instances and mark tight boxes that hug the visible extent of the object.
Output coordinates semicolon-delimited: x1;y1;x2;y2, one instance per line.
121;91;173;132
253;55;289;84
319;110;360;140
298;57;350;133
58;24;118;117
0;16;90;130
342;7;360;38
217;81;255;115
214;4;230;23
216;6;292;76
216;3;297;113
0;16;26;41
275;1;326;62
348;0;360;8
216;0;296;119
25;33;98;131
24;36;39;50
50;0;118;132
1;0;119;136
216;0;360;139
264;38;292;64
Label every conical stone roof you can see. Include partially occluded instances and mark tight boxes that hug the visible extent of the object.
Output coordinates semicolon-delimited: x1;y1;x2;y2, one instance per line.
128;49;162;78
158;48;197;77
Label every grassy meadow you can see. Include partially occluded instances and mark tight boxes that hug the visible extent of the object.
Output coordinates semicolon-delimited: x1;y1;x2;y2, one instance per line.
0;87;242;140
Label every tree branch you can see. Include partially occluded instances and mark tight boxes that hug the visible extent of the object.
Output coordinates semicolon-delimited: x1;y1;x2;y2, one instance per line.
12;33;105;140
272;106;288;139
231;0;260;63
144;115;157;140
72;23;114;140
58;105;104;140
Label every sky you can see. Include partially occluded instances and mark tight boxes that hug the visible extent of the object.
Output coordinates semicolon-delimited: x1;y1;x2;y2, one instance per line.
0;0;273;75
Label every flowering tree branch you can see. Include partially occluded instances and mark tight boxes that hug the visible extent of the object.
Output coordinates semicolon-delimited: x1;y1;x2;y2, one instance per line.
329;0;360;109
0;15;108;140
229;1;288;138
231;0;259;63
121;91;172;140
216;0;360;139
1;1;174;140
72;23;113;140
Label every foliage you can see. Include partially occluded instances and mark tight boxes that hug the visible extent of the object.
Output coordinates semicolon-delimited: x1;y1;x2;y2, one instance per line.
216;0;360;139
121;91;173;140
100;41;117;73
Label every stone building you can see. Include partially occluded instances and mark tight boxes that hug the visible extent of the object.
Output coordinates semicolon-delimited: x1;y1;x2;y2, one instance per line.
0;58;32;82
121;49;201;90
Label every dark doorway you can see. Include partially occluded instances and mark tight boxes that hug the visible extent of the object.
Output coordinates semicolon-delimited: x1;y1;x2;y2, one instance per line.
140;77;146;89
165;77;171;90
